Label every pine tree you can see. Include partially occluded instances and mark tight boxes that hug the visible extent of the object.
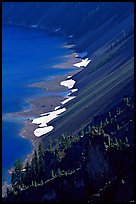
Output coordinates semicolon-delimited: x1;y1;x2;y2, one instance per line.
126;97;129;106
68;136;72;148
13;191;18;196
117;124;120;130
58;168;61;176
51;169;55;178
87;125;91;133
124;97;130;106
76;134;80;142
11;171;16;187
6;188;10;197
65;135;71;149
118;139;123;146
32;180;34;186
38;142;45;180
49;137;53;153
108;136;111;146
125;137;129;143
62;133;66;149
117;108;121;115
115;138;120;149
41;180;44;185
55;139;60;150
80;128;84;137
31;150;38;182
11;159;23;187
109;112;111;117
22;183;25;190
33;150;38;173
105;118;109;125
55;139;61;162
61;133;71;149
24;162;30;185
38;142;44;158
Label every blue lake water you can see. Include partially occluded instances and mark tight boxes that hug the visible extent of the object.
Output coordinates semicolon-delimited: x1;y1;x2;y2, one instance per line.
2;25;74;183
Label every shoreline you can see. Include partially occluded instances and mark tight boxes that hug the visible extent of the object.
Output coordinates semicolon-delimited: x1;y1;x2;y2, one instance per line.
52;52;81;69
3;47;83;189
19;67;81;155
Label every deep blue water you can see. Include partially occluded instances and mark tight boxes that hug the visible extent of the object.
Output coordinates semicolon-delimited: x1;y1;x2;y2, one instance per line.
2;25;74;183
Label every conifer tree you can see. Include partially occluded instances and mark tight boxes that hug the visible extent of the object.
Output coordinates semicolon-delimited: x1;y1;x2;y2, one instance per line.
117;124;120;130
87;125;91;133
76;134;80;142
11;171;16;187
55;139;61;162
31;150;38;181
108;111;111;117
51;169;55;178
125;137;129;144
105;118;109;125
80;128;84;137
66;136;72;148
11;159;23;186
117;108;121;115
6;188;10;197
38;142;45;180
33;150;38;172
55;139;60;150
32;180;34;186
62;133;66;149
58;168;61;176
49;137;53;153
24;162;30;185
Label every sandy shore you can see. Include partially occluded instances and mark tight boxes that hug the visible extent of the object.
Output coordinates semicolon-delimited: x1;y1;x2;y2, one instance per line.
2;42;85;199
6;51;82;171
3;40;90;197
2;33;82;198
53;52;81;69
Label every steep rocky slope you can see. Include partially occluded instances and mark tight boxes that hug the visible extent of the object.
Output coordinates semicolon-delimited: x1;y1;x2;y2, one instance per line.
2;2;134;202
3;2;133;146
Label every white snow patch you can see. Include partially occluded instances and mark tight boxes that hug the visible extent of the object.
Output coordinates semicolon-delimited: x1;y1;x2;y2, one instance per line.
54;106;60;110
71;89;78;93
34;126;54;137
67;75;72;79
67;92;71;96
74;58;91;68
33;108;66;137
40;112;50;116
67;89;78;96
33;76;78;137
60;79;76;89
32;108;66;128
61;96;76;105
